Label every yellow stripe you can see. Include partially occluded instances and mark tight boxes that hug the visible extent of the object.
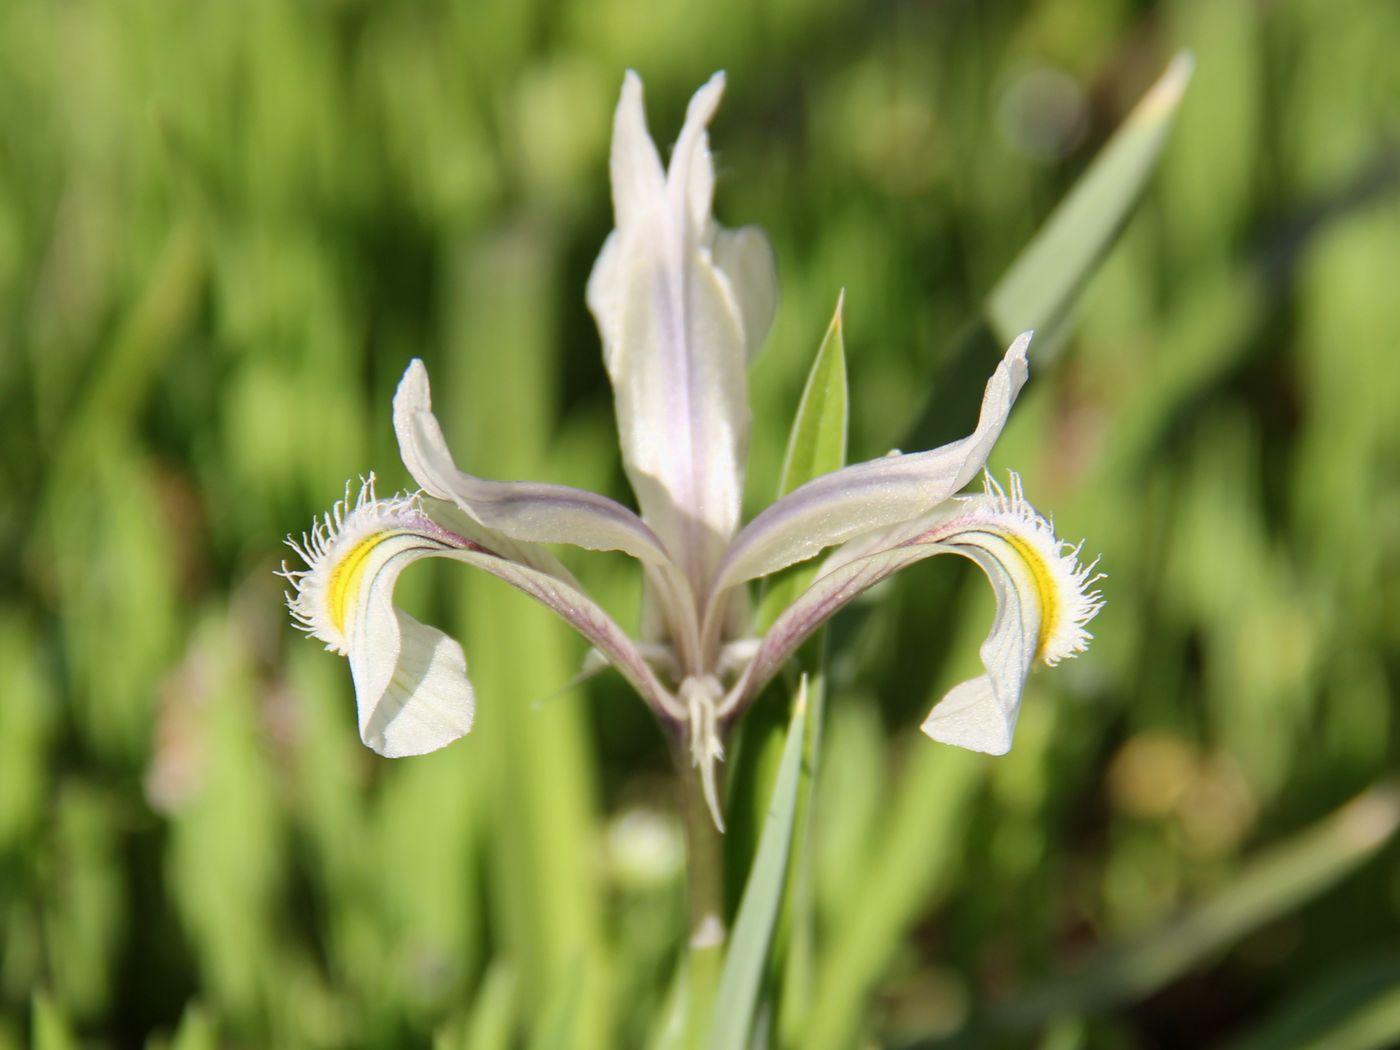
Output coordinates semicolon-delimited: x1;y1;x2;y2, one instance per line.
997;530;1059;661
328;532;392;635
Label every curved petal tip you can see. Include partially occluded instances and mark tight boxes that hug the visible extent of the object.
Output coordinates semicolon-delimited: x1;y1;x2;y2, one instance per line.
921;677;1014;756
356;610;475;758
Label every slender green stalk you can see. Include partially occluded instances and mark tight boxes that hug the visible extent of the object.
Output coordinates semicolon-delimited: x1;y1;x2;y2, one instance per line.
777;649;827;1044
709;684;809;1050
676;742;727;1049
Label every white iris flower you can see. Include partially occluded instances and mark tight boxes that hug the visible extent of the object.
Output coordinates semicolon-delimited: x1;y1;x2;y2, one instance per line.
283;71;1103;824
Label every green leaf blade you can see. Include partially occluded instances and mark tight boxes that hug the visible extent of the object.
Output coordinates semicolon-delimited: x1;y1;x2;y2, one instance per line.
706;682;810;1050
776;291;849;499
988;51;1195;344
757;295;849;629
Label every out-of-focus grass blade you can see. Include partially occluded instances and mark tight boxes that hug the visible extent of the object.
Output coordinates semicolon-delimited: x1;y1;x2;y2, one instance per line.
756;293;849;630
164;613;283;1022
527;961;583;1050
987;51;1195;343
804;746;985;1050
447;228;611;1047
830;63;1204;1044
46;221;205;478
167;1003;217;1050
975;781;1400;1037
1036;1016;1089;1050
461;964;517;1050
904;52;1194;451
0;614;53;852
31;994;76;1050
431;965;516;1050
706;681;809;1050
644;963;687;1050
1223;953;1400;1050
46;784;123;1020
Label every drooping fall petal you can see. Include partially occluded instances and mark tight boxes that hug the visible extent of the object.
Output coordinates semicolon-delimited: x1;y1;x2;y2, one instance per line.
283;483;477;756
723;474;1102;755
284;482;683;752
919;475;1103;752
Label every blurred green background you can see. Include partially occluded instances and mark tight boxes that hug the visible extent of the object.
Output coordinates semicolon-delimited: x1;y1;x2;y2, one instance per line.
2;0;1398;1047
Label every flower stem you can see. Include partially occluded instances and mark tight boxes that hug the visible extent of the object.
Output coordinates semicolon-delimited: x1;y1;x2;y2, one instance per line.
676;738;726;1048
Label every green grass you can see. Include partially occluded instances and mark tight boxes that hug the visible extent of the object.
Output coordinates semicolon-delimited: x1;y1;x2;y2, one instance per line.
1;0;1398;1046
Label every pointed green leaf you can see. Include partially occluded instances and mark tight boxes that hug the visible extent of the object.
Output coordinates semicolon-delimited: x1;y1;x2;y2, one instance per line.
757;296;849;629
988;51;1195;343
707;681;809;1050
777;292;849;498
749;296;849;1033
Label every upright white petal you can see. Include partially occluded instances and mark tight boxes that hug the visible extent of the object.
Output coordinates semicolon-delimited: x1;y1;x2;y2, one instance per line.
670;72;725;230
713;333;1031;594
711;226;777;365
587;71;777;590
609;70;667;232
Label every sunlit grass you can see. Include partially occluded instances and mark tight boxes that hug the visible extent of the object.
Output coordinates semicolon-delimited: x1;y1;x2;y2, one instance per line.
2;0;1398;1047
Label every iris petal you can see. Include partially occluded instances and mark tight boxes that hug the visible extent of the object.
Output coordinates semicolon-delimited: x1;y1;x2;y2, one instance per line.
917;540;1038;755
713;333;1031;595
353;609;474;758
284;485;477;756
284;482;683;757
394;359;674;566
395;359;706;660
723;474;1102;756
587;71;776;590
